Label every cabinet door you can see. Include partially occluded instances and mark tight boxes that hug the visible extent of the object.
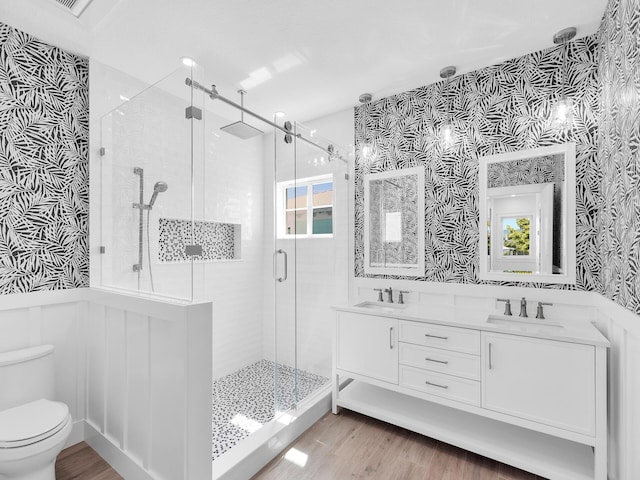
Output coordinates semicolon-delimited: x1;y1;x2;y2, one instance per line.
337;312;398;384
482;332;595;435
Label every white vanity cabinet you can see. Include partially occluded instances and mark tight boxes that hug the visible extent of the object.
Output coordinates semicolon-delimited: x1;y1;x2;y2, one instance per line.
332;307;609;480
482;332;595;436
336;311;398;384
398;321;481;406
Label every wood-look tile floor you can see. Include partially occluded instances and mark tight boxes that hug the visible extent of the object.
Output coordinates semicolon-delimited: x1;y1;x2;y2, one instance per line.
55;442;123;480
55;411;545;480
252;410;547;480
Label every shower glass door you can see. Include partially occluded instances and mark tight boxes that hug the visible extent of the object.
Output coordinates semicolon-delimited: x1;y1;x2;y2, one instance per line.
273;121;348;415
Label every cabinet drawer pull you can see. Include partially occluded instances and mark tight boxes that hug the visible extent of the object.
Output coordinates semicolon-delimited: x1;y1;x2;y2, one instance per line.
425;357;449;365
425;380;449;389
424;333;449;340
389;327;394;349
488;342;493;370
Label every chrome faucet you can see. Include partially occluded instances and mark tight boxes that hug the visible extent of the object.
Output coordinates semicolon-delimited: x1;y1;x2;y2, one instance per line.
398;290;409;304
374;288;384;302
384;287;394;303
536;302;553;319
497;298;512;316
519;297;528;317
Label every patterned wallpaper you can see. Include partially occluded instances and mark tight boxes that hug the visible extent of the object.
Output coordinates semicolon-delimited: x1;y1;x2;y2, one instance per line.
0;23;89;293
596;0;640;313
354;35;600;290
158;218;239;262
486;155;564;188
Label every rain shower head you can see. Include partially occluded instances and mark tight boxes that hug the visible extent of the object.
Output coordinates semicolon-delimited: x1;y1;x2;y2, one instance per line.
148;181;168;209
220;120;264;139
220;89;264;139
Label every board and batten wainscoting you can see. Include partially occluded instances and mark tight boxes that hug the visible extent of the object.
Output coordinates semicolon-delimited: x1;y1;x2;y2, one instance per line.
0;288;213;480
352;278;640;480
0;289;87;445
593;295;640;480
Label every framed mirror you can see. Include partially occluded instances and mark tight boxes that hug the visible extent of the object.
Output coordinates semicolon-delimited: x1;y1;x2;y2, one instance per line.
364;166;425;276
479;143;576;284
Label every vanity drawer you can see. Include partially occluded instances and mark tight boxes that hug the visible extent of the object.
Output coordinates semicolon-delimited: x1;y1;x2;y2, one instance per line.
399;321;480;355
400;365;480;406
399;343;480;380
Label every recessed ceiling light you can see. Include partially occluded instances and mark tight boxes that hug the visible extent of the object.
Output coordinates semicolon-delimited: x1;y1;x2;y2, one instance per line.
275;111;286;118
181;57;197;67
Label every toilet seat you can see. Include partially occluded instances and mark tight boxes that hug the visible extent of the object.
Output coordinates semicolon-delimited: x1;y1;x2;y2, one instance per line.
0;399;69;449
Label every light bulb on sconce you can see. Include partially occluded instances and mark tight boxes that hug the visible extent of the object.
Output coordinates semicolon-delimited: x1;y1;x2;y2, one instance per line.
358;93;374;161
440;123;456;150
551;96;574;131
551;27;577;132
439;66;457;150
360;141;373;160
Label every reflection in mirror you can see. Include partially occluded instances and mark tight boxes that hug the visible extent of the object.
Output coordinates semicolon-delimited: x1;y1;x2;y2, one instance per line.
364;166;425;276
479;143;576;284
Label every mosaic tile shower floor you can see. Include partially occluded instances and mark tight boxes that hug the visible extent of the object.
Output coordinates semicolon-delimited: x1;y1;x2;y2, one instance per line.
212;359;328;459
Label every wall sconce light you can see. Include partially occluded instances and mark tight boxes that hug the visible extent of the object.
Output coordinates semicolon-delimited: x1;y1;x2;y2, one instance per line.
439;66;457;149
358;93;373;160
551;27;577;131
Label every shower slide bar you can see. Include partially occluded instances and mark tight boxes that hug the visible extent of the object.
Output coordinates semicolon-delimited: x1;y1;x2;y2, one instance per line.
185;78;347;163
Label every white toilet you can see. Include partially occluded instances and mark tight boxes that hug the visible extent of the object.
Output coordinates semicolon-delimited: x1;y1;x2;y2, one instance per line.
0;345;72;480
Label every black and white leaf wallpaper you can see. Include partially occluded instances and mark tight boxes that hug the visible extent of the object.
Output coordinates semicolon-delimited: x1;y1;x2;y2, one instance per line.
486;155;564;189
354;35;600;291
597;0;640;314
0;23;89;293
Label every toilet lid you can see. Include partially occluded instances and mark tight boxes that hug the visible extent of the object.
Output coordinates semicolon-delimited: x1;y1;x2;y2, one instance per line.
0;399;69;448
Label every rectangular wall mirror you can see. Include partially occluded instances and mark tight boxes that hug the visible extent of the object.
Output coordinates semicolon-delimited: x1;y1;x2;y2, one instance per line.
364;166;425;276
479;143;576;284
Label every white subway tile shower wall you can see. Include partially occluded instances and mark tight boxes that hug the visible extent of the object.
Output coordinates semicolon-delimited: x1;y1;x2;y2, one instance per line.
99;70;194;298
203;112;265;379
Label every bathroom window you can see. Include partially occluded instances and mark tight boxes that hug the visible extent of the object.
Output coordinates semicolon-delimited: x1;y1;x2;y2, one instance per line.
278;175;333;238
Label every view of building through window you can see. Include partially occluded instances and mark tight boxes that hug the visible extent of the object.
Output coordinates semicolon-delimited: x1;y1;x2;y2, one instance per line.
281;176;333;237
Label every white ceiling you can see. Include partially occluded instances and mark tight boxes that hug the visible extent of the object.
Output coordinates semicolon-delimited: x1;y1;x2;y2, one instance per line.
1;0;607;122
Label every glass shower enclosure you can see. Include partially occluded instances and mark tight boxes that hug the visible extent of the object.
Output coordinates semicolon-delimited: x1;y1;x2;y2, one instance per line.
98;62;349;471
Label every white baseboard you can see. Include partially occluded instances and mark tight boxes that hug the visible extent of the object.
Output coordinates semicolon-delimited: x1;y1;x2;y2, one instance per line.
64;420;86;449
84;421;155;480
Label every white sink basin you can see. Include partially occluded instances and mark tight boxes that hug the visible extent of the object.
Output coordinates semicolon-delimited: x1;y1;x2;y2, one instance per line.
354;301;408;314
486;314;565;334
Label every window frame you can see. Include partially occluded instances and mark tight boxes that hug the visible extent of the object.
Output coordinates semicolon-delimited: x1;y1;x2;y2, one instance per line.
277;174;334;239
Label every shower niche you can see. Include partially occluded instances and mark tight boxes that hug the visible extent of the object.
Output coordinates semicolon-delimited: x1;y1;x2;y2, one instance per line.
158;218;241;262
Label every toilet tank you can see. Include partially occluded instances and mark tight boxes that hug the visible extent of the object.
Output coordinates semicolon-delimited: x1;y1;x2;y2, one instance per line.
0;345;55;412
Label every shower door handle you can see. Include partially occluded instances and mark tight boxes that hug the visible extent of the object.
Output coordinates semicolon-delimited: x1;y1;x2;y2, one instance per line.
276;249;288;283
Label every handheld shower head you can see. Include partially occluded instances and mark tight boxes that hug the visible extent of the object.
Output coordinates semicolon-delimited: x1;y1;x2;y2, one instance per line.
148;181;168;209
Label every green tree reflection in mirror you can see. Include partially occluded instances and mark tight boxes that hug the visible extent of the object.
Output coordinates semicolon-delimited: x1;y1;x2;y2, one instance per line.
502;217;531;256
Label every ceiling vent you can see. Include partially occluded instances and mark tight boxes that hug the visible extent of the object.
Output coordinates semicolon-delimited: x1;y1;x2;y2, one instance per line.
51;0;95;17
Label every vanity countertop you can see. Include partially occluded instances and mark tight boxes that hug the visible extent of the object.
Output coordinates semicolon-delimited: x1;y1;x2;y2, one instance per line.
332;302;610;347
